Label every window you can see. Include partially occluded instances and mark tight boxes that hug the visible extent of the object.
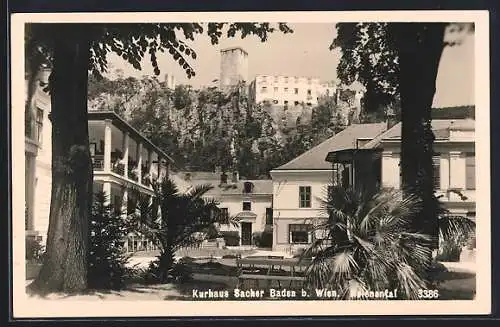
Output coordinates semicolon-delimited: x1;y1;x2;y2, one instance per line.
243;182;254;193
220;208;229;220
306;102;311;106
307;89;311;95
294;101;299;106
36;108;43;144
242;201;252;211
272;99;279;104
284;77;289;83
299;186;311;208
289;224;311;244
307;78;312;84
326;89;330;95
294;77;299;83
261;86;267;93
433;155;441;190
265;208;273;225
294;88;299;94
274;76;279;83
284;87;289;93
466;153;475;190
274;87;278;92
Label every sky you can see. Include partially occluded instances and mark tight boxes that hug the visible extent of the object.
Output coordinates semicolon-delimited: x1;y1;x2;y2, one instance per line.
106;23;475;108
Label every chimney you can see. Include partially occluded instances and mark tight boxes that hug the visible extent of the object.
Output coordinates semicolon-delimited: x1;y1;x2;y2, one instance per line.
231;171;239;183
386;107;398;130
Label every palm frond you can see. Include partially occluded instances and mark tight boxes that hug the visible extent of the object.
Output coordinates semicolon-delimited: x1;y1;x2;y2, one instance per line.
439;215;475;243
394;263;428;299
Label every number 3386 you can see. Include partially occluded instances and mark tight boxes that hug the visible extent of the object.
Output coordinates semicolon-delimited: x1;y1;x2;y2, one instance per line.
418;289;439;299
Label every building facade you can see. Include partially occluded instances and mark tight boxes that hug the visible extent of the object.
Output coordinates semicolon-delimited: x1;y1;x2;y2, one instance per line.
219;47;249;92
269;123;387;254
175;171;273;247
362;117;476;218
248;74;337;107
24;69;174;252
25;68;52;243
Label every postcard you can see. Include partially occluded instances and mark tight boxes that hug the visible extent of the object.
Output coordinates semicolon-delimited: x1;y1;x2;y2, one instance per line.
11;10;490;317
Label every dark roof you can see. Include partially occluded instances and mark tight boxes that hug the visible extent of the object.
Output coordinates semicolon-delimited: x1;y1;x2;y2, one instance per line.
273;123;387;170
362;118;475;149
87;111;174;163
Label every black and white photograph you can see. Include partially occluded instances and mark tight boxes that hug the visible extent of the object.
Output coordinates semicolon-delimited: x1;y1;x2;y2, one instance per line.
11;10;490;317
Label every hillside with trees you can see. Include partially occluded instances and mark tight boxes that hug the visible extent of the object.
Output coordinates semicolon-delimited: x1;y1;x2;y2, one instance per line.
88;75;375;179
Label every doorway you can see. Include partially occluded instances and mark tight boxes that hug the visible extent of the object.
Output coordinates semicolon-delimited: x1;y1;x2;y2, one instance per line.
241;222;252;246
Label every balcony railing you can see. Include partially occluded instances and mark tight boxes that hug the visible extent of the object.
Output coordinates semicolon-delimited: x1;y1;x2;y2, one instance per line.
92;155;104;171
112;162;125;176
128;167;139;182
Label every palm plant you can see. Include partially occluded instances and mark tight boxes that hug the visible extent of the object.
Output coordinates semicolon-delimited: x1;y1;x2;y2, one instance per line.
129;178;238;282
435;192;476;260
303;185;433;300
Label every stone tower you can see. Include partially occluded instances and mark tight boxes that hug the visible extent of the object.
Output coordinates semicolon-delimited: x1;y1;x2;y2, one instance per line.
219;47;249;92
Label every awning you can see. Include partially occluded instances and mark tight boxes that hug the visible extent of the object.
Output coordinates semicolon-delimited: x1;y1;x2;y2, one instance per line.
325;148;383;164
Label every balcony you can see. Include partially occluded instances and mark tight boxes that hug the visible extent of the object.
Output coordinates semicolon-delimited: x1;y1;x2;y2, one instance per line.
88;111;175;192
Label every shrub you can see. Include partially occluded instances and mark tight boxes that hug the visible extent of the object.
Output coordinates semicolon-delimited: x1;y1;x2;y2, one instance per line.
88;192;131;290
252;232;262;246
252;231;273;248
220;231;240;246
260;231;273;247
141;256;193;284
436;240;462;262
25;236;45;263
305;186;434;300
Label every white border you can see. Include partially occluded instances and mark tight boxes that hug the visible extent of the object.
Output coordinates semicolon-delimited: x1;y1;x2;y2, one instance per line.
11;10;491;317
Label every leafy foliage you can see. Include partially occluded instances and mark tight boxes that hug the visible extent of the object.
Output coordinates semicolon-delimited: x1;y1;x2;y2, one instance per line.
25;237;45;264
220;231;241;246
88;75;355;178
26;22;293;293
130;178;238;283
303;185;433;299
88;192;131;290
332;22;474;249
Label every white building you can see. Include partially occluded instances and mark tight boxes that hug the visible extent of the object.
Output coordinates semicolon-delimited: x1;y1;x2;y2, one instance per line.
249;74;337;107
362;115;476;218
269;123;387;254
174;171;273;247
25;69;175;252
271;109;476;255
25;68;52;243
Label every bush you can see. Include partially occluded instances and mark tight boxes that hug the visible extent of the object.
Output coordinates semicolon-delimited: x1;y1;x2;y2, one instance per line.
141;256;193;284
220;231;240;246
436;240;462;262
25;236;45;263
88;192;131;290
252;231;273;248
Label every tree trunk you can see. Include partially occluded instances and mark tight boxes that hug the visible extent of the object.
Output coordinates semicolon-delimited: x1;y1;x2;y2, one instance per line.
29;24;92;293
394;23;446;249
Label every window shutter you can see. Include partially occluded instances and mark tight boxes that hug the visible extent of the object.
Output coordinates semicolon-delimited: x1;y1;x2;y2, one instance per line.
466;153;475;189
433;155;441;190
